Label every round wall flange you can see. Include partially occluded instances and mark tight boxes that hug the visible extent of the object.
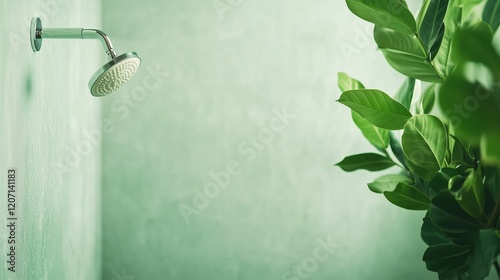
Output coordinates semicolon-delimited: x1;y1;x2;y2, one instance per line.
30;17;42;52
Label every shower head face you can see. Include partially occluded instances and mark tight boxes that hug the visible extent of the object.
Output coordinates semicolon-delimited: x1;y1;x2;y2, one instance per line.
89;52;141;96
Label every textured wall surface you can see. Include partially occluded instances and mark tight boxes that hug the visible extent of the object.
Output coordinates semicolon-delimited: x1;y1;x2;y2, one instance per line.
101;0;437;279
0;1;102;279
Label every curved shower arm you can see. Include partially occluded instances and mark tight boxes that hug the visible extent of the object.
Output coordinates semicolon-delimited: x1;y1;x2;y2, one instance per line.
82;29;117;59
30;17;141;97
36;28;117;59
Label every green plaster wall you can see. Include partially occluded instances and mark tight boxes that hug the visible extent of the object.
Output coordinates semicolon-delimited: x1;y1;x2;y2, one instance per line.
0;1;102;279
1;1;495;280
100;0;439;279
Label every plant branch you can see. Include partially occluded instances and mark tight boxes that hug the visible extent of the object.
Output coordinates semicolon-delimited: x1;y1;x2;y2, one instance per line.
389;132;410;172
414;32;445;81
414;32;429;59
382;149;405;170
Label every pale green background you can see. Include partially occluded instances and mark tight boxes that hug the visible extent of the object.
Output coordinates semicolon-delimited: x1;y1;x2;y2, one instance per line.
101;0;436;279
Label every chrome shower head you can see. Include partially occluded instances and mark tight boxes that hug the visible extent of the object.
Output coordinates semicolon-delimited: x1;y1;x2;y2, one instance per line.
89;52;141;96
30;17;141;97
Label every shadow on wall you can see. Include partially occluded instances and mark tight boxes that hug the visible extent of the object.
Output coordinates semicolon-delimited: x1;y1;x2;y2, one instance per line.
23;66;34;102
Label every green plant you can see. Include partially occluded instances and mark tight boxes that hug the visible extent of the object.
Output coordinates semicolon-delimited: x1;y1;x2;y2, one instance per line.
336;0;500;279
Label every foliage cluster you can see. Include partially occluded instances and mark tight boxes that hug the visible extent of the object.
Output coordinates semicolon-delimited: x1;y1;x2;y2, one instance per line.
336;0;500;278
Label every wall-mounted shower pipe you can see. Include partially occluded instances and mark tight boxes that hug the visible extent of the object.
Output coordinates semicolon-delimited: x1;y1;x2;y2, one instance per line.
30;17;141;97
34;28;117;59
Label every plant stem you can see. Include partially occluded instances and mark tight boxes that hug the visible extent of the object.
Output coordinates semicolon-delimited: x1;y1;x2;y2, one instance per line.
414;33;428;59
414;32;444;81
486;191;500;228
383;149;405;170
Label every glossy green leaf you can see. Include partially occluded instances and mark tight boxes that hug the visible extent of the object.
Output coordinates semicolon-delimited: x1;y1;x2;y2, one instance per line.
389;132;408;169
438;71;483;139
447;230;479;247
483;0;500;32
337;73;391;149
421;216;451;246
352;112;390;149
379;48;442;82
423;243;471;272
439;65;500;141
468;229;500;280
448;174;467;194
337;89;412;130
429;191;480;233
335;153;395;172
373;22;442;82
484;165;500;199
428;167;460;193
450;135;472;165
416;0;431;30
471;20;494;39
419;0;449;51
384;182;430;210
402;115;447;172
420;84;436;114
481;130;500;166
374;26;425;57
456;164;472;177
461;0;486;22
368;174;413;193
454;28;499;75
407;156;435;181
429;23;445;60
337;72;365;92
392;77;416;110
437;269;463;280
455;167;485;220
434;1;462;78
345;0;417;34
